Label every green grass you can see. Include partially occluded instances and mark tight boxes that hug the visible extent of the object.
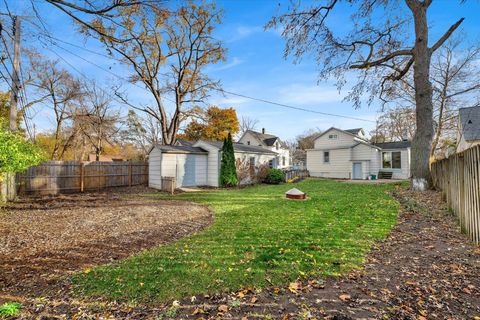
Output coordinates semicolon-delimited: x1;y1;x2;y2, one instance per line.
0;302;21;318
73;179;400;302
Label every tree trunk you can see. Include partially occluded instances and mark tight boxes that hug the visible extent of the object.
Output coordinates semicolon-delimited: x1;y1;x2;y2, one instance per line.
410;2;434;191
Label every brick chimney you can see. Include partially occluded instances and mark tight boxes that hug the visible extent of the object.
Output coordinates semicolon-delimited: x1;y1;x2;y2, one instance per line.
262;128;265;134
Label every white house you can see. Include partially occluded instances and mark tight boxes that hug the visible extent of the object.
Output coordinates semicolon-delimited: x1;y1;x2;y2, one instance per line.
457;106;480;153
306;127;411;180
148;140;278;189
238;129;291;168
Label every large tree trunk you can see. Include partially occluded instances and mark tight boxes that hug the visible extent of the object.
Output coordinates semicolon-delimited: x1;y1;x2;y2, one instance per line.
410;2;434;191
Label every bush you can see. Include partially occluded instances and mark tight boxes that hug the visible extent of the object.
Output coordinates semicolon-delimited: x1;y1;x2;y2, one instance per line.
0;126;44;175
264;168;285;184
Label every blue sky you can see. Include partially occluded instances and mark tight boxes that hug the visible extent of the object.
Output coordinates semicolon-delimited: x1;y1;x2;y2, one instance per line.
4;0;480;141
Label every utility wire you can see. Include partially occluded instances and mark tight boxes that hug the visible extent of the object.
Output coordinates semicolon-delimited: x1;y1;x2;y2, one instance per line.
216;89;376;123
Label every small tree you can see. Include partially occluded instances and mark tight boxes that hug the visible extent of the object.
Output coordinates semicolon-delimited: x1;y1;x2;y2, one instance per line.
219;132;237;187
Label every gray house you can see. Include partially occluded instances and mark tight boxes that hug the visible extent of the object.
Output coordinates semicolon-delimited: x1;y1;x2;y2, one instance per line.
457;106;480;153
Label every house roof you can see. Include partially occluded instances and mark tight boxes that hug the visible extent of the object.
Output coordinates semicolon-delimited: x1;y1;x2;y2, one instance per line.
374;141;411;149
199;140;278;154
154;145;208;154
459;106;480;141
175;139;195;147
344;128;363;135
314;127;367;141
244;130;286;147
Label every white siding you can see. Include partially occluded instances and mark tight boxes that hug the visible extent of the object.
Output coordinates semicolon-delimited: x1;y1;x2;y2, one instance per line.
314;128;356;149
379;148;411;179
195;155;208;185
239;131;262;146
161;153;177;178
148;148;162;189
194;141;220;187
307;148;352;179
351;144;381;179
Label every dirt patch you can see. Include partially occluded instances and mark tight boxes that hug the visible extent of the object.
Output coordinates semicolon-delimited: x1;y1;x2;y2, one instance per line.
0;188;213;299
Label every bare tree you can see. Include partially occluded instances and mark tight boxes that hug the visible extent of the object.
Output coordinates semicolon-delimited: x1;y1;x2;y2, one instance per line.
121;110;162;157
238;116;259;137
268;0;465;190
32;57;82;159
372;107;416;143
75;83;119;161
81;2;225;145
382;37;480;158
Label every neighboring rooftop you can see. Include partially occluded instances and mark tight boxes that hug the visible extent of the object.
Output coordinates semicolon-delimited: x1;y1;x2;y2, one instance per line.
459;106;480;141
374;141;412;149
199;140;278;154
245;129;284;147
344;128;363;135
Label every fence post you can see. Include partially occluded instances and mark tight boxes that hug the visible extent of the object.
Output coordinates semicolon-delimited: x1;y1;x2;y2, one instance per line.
129;161;133;187
80;162;85;192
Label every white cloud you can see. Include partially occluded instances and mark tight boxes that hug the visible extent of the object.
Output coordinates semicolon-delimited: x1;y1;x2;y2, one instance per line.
211;57;244;71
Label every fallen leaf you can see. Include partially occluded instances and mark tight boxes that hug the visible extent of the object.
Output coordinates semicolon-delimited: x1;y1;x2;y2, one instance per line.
192;307;205;315
288;282;301;293
339;294;351;302
250;296;258;303
218;304;229;313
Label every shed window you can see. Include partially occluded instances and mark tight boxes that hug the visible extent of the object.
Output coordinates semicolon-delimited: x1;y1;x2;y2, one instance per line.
328;134;338;140
382;151;401;169
324;151;330;163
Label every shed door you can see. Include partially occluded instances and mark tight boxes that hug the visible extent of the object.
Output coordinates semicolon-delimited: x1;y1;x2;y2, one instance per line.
178;154;196;187
352;162;363;180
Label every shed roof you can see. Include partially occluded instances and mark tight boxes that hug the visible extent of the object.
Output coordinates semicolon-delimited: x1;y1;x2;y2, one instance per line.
374;141;411;149
154;145;208;154
459;106;480;141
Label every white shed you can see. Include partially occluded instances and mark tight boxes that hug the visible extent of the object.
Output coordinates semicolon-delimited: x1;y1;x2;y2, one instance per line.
148;145;209;189
148;140;278;189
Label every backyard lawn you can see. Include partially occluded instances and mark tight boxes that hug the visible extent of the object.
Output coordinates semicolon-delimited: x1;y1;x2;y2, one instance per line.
73;179;401;303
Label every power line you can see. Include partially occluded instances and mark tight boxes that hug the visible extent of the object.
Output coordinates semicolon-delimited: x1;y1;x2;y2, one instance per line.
216;89;376;123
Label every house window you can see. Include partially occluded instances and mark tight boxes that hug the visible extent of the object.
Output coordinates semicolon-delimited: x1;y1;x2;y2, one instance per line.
268;159;274;168
247;141;250;145
276;143;279;150
328;134;338;140
382;151;401;169
282;156;286;166
249;157;255;167
324;151;330;163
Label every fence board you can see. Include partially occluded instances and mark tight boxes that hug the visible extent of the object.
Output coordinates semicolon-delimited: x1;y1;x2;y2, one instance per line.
17;160;148;195
431;145;480;243
283;169;310;182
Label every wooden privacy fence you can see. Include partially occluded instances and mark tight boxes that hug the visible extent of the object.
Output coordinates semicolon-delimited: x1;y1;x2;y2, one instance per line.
431;145;480;244
17;160;148;195
283;169;310;182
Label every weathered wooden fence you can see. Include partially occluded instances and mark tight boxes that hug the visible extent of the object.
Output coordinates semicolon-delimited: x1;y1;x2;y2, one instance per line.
17;160;148;195
283;169;310;182
431;145;480;244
